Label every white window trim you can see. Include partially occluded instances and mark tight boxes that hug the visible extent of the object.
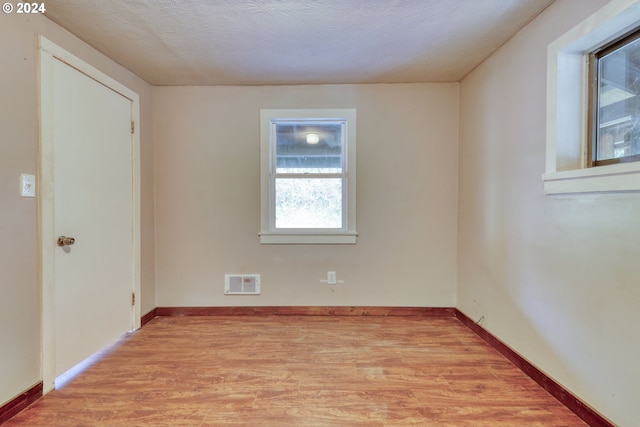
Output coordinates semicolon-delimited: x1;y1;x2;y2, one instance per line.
543;0;640;195
259;108;357;244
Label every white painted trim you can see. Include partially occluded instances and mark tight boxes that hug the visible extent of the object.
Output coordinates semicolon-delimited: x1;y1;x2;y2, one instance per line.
259;232;358;245
37;36;141;394
259;108;357;244
39;37;139;103
543;164;640;195
544;0;640;194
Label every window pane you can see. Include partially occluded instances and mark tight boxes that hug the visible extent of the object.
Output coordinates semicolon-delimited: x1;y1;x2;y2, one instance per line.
275;123;342;173
597;36;640;161
275;178;342;229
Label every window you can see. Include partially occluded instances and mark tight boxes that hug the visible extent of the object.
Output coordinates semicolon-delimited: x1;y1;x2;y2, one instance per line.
590;28;640;166
543;0;640;195
260;109;357;244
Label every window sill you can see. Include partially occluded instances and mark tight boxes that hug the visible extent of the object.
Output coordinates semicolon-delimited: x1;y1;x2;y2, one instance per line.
259;232;357;245
542;162;640;195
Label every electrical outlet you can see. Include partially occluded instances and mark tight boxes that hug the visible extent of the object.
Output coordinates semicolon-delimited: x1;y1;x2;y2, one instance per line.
327;271;337;285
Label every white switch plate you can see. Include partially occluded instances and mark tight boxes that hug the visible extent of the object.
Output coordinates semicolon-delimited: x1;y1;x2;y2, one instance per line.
20;174;35;197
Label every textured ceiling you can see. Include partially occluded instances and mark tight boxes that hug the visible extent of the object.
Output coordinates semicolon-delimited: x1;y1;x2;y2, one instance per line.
43;0;555;86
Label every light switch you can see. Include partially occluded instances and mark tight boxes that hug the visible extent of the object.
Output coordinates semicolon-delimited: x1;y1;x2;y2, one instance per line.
20;174;35;197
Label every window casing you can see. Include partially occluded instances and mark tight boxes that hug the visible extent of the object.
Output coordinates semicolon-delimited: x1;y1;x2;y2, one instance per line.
589;28;640;166
260;109;357;244
543;0;640;195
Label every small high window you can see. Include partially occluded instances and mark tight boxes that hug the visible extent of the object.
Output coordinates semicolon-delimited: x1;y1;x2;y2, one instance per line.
590;28;640;166
260;109;357;244
543;0;640;195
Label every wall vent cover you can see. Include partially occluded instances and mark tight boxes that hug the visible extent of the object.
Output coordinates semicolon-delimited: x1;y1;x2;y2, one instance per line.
224;274;261;295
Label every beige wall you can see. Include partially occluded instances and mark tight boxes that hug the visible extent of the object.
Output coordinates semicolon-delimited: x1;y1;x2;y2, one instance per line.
3;0;636;424
458;0;639;425
153;84;459;307
0;12;154;406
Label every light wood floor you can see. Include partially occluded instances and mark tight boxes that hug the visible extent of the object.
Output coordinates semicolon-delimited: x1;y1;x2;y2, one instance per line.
5;316;587;426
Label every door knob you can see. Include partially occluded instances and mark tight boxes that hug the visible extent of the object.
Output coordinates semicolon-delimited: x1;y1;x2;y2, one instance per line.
57;236;76;247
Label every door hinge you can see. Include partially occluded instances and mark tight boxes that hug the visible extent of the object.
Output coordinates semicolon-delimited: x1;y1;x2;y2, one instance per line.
130;121;135;134
131;292;135;306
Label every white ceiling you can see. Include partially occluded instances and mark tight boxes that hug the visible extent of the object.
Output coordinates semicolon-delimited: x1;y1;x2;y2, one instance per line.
43;0;555;86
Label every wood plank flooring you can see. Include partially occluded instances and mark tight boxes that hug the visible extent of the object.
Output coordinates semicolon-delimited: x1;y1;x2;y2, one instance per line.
5;316;588;426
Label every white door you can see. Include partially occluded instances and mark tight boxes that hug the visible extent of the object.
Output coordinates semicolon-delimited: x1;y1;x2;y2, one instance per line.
39;37;140;390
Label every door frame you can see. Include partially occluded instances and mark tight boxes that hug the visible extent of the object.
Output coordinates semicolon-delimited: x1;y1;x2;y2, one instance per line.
38;36;141;394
